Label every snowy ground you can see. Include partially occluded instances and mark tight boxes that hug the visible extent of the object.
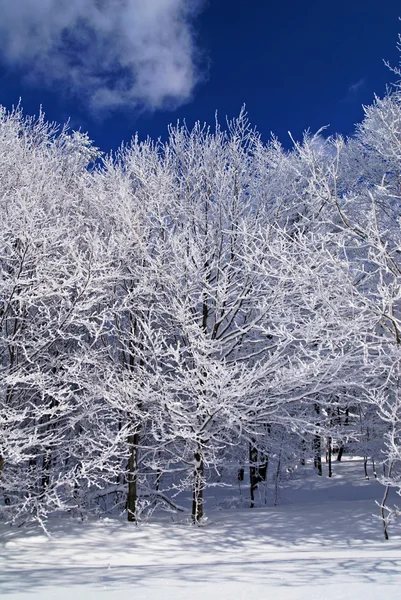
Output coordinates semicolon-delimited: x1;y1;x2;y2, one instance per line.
1;458;401;600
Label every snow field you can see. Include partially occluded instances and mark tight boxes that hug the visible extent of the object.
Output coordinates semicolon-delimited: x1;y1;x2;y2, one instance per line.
1;458;400;600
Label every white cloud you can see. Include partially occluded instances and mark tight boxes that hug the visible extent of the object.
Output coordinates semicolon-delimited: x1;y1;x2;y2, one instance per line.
0;0;205;111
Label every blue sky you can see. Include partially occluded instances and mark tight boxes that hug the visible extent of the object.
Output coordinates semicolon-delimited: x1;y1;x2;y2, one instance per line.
0;0;400;151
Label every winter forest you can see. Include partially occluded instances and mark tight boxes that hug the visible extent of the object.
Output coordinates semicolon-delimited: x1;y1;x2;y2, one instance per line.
2;83;401;539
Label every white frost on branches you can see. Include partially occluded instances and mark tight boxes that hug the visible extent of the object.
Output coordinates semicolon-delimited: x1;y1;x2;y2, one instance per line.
1;91;401;534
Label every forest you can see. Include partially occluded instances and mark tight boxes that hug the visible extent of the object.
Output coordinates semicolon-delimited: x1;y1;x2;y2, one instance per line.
1;87;401;536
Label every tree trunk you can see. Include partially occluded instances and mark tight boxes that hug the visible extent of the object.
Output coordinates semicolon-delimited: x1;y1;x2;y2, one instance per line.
300;439;307;466
249;441;268;507
249;442;258;508
327;437;332;478
41;449;51;492
314;404;322;476
313;435;322;476
363;456;369;479
380;460;394;540
127;431;139;522
192;449;204;524
381;484;390;540
274;451;282;506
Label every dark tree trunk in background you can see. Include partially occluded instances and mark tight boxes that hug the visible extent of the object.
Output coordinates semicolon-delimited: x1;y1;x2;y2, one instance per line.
300;439;307;466
192;449;204;524
127;431;139;522
249;441;268;508
314;404;322;476
249;442;258;508
364;456;369;479
327;437;332;478
41;449;51;492
313;435;322;476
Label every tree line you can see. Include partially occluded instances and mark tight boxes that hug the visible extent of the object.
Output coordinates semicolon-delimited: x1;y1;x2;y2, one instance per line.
0;93;401;536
